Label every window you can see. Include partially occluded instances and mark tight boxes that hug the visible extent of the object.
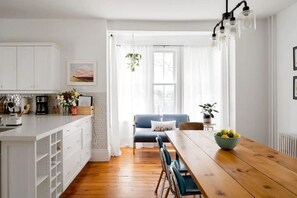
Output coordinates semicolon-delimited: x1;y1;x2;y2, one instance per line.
153;48;180;113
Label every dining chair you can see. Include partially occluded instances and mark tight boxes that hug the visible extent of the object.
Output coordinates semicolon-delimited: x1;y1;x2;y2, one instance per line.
178;122;204;130
170;163;202;198
155;136;188;196
160;146;193;198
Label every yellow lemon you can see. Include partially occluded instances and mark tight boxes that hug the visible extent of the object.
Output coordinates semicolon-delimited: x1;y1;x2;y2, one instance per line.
221;134;229;138
221;129;227;135
234;133;241;138
228;129;234;134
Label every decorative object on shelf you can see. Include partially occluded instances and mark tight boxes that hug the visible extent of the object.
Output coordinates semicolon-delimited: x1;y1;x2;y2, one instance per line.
293;46;297;70
293;76;297;100
199;102;219;123
78;95;93;106
214;129;241;150
56;88;80;115
67;61;96;85
126;34;142;72
211;0;256;48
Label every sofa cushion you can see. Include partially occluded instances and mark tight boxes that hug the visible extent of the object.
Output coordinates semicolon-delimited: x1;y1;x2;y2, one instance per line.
162;114;189;128
134;131;169;142
135;114;161;128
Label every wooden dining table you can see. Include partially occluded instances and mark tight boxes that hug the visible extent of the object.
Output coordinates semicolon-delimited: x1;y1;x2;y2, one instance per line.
165;130;297;198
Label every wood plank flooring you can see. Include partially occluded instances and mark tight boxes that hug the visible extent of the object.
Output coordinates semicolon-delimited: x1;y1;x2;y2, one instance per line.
61;147;176;198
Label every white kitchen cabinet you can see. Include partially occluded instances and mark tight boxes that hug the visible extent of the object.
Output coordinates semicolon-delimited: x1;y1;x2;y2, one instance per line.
17;46;35;90
0;43;60;93
0;47;17;90
1;116;93;198
34;46;60;91
62;117;92;190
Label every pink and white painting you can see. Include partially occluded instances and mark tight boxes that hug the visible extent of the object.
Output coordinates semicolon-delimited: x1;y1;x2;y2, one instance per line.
67;61;96;85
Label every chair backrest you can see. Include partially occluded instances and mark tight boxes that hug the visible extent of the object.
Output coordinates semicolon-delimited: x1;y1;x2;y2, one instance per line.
170;165;186;198
162;114;189;128
134;114;161;128
160;147;176;194
179;122;204;130
156;135;164;149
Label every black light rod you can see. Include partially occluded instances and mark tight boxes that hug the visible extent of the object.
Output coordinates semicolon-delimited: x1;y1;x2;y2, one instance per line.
230;0;248;13
226;0;228;13
213;19;224;34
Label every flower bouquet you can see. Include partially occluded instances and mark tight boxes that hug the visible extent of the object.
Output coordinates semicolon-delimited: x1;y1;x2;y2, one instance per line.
56;89;80;115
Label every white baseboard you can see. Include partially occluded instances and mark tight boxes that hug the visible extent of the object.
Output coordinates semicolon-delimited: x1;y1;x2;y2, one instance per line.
91;149;111;162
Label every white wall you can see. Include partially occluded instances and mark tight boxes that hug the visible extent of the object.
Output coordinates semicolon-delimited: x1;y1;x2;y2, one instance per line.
276;2;297;135
108;20;215;32
235;19;269;145
0;19;107;93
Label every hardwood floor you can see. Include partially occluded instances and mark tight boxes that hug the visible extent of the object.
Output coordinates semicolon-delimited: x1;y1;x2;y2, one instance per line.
61;147;176;198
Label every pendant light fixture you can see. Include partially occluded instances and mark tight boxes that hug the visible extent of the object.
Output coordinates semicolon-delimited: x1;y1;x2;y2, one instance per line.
211;0;256;47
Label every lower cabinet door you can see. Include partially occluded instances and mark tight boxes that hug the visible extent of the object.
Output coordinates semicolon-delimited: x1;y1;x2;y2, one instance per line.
63;150;81;190
81;143;92;166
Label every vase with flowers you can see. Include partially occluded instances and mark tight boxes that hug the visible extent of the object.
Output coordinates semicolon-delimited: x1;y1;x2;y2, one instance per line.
56;89;80;115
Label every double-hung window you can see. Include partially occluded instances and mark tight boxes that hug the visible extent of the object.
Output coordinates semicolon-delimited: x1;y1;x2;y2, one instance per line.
153;47;180;113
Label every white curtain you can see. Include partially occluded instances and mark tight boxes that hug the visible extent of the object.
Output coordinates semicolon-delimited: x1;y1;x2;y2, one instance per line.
182;45;227;129
113;45;153;148
108;35;121;156
109;41;229;152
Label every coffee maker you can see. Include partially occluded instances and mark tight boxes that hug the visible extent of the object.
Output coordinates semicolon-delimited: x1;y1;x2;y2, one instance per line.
36;96;48;115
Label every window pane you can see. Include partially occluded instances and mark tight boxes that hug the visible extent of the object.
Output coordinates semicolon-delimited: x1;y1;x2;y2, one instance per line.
164;53;174;82
154;85;175;113
154;53;164;83
154;52;175;83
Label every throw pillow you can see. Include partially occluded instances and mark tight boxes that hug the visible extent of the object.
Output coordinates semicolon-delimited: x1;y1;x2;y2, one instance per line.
151;120;176;132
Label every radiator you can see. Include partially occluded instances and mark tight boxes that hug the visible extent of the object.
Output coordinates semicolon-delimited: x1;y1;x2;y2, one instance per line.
278;133;297;158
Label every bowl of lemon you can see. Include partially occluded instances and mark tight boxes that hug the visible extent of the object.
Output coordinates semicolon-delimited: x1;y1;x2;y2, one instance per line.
214;129;241;150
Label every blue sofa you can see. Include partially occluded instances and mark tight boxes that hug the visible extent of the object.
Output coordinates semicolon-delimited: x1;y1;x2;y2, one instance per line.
133;114;189;154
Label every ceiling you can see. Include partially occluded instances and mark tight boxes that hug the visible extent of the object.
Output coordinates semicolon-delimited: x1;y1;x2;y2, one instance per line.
0;0;296;20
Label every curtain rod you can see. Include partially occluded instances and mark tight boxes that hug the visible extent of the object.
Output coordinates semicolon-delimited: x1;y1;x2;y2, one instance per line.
116;44;185;47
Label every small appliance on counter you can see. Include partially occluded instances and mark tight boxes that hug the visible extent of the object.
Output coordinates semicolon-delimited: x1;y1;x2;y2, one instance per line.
36;96;48;115
6;113;22;126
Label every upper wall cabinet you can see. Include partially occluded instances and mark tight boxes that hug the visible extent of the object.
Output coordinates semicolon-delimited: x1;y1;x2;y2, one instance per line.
0;47;17;90
0;43;60;93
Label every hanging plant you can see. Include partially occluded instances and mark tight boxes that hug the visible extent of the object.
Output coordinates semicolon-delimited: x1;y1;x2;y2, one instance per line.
126;34;142;72
126;53;142;72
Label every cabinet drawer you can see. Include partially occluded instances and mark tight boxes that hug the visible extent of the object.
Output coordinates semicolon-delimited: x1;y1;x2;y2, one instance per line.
63;130;81;158
83;118;91;126
81;143;91;166
63;151;81;190
63;122;82;138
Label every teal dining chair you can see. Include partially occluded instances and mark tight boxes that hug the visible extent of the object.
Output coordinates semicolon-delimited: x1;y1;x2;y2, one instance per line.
160;146;194;198
155;136;188;196
170;163;202;198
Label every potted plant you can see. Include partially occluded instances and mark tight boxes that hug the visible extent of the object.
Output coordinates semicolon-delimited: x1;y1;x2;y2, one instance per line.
126;53;142;72
199;102;219;123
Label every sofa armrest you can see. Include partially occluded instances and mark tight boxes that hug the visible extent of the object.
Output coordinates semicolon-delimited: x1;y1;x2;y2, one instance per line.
133;124;136;135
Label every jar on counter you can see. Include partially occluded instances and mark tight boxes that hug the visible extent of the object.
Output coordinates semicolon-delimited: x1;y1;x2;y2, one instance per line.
71;106;77;116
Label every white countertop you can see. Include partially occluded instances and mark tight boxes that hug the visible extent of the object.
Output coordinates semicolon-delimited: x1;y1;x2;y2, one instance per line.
0;114;93;141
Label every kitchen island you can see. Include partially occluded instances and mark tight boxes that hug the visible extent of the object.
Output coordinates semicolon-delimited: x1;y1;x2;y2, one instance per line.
0;114;93;198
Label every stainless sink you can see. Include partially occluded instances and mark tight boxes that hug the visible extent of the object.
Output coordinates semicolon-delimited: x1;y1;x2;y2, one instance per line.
0;127;15;132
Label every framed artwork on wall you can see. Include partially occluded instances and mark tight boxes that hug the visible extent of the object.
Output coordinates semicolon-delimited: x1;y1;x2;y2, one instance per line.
293;46;297;70
294;76;297;100
67;61;96;85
